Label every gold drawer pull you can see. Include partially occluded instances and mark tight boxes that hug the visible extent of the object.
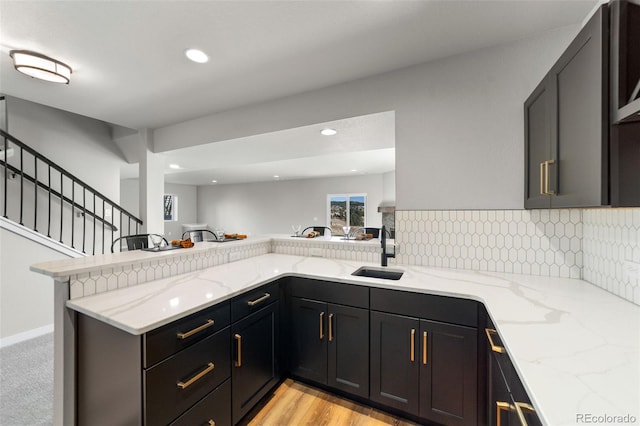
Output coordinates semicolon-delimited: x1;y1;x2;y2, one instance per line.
247;292;271;306
208;421;215;426
496;401;535;426
328;313;334;342
319;312;325;339
177;319;215;340
485;328;506;354
410;328;416;362
234;334;242;367
176;362;215;389
422;331;427;365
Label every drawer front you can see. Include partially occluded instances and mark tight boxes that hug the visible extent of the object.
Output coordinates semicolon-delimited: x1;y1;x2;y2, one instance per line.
231;281;280;322
370;288;477;327
170;379;231;426
144;302;230;368
287;277;369;308
144;327;231;426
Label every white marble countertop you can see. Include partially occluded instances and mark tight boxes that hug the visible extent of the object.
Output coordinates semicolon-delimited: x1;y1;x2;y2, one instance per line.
65;253;639;426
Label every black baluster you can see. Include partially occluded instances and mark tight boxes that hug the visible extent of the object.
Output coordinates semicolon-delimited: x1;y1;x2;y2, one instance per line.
71;180;75;249
19;147;23;225
92;193;96;255
3;135;8;218
47;166;51;237
82;188;86;254
102;198;105;254
33;156;37;232
59;173;63;243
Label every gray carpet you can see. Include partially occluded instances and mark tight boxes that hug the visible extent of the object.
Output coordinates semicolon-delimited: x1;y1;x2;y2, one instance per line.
0;333;53;426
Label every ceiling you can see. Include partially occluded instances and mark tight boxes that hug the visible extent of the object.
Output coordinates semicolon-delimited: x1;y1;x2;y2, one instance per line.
0;0;599;185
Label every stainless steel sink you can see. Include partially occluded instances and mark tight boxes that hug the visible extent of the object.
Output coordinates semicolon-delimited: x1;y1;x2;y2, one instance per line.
351;266;404;280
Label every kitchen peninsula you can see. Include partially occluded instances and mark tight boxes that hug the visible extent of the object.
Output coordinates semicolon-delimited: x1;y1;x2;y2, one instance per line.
32;237;639;426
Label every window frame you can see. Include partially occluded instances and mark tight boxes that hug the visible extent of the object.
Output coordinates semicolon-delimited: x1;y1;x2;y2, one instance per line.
327;193;367;235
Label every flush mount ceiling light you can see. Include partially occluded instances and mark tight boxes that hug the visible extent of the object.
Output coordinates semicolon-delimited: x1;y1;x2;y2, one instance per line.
185;48;209;64
169;164;181;169
10;50;72;84
320;128;337;136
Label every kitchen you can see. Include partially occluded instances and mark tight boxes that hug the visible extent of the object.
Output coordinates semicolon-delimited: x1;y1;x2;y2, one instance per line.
1;1;639;425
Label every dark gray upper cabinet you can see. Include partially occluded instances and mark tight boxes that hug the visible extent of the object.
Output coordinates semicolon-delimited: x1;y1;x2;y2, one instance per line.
611;0;640;123
525;5;609;208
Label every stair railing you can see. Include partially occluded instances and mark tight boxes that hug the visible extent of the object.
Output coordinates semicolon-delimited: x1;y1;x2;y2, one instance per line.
1;128;143;255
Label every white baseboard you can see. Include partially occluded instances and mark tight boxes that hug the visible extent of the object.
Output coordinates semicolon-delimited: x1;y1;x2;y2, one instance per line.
0;323;54;348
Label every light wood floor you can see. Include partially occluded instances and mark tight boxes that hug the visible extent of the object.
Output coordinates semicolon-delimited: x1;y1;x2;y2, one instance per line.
244;379;420;426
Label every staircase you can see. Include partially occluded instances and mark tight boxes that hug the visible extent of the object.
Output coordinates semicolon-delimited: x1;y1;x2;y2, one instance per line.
1;128;142;255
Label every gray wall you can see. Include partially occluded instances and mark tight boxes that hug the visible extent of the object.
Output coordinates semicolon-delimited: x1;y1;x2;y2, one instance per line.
154;26;578;210
197;174;385;235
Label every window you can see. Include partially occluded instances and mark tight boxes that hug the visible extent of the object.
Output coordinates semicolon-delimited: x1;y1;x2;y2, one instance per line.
328;194;366;235
163;194;178;221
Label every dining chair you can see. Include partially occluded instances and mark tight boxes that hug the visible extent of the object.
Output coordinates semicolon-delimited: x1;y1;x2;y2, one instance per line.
110;233;169;253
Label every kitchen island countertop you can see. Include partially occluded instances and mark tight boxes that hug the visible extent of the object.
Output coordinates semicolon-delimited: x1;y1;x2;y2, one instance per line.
64;253;640;426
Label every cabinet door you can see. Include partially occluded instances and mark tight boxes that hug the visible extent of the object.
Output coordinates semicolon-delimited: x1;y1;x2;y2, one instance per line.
524;77;553;208
231;301;280;425
419;320;478;426
550;5;608;207
290;298;328;384
370;311;420;416
327;303;369;399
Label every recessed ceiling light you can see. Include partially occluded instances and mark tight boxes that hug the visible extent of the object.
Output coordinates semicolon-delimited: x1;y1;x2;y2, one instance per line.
211;180;217;183
185;48;209;64
351;169;358;172
169;164;181;169
321;128;337;136
273;175;280;179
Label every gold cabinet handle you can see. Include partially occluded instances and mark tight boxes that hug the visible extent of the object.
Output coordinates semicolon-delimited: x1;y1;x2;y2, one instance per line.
496;400;535;426
496;401;510;426
176;362;215;389
234;334;242;367
177;319;214;340
485;328;506;354
514;401;535;426
410;328;416;362
247;292;271;306
208;421;215;426
328;313;334;342
544;159;555;195
319;312;325;339
422;331;427;365
539;162;545;195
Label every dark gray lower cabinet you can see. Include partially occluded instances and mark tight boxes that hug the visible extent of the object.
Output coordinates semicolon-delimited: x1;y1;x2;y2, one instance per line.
486;318;542;426
170;379;231;426
370;311;478;426
231;301;280;424
290;297;369;399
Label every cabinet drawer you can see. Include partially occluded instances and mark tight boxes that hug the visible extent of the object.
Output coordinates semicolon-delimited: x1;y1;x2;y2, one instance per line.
144;327;231;426
170;379;231;426
287;277;369;308
231;281;280;322
370;288;477;327
144;302;230;368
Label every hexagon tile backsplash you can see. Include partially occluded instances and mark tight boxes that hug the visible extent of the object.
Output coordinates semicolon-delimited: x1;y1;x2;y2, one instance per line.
395;209;640;306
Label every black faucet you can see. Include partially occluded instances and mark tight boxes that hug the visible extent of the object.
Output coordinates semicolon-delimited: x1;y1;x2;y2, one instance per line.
381;225;395;267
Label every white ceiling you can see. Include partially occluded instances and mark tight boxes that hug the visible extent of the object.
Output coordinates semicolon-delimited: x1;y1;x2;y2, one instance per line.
0;0;598;185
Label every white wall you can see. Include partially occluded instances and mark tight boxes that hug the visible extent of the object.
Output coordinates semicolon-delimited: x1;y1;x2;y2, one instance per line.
0;227;70;340
6;96;124;203
154;26;579;210
197;174;385;235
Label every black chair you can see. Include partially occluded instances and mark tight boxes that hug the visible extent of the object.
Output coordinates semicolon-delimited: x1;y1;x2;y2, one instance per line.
110;233;168;253
181;229;218;242
301;226;332;237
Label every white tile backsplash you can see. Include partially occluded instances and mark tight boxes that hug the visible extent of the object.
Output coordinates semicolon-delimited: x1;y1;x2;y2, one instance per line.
396;208;640;306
